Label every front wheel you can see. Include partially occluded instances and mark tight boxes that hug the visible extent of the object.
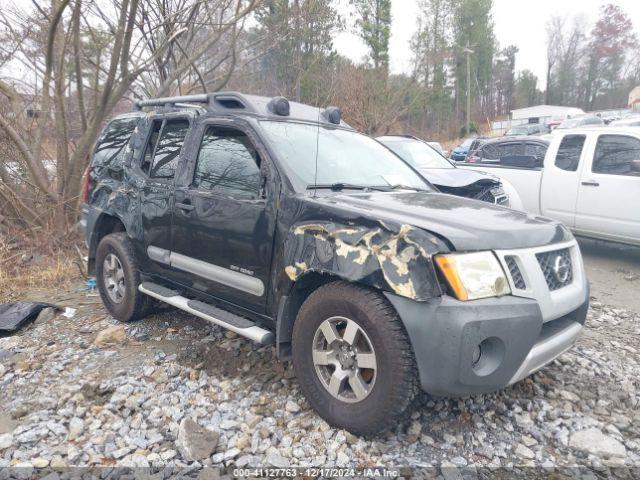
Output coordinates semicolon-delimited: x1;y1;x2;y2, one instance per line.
292;282;418;436
96;233;152;322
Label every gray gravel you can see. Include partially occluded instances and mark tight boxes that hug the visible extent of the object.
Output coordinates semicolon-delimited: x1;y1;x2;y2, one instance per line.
1;284;640;476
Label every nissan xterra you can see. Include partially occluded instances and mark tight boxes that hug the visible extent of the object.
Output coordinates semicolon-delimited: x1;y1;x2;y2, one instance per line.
81;92;589;435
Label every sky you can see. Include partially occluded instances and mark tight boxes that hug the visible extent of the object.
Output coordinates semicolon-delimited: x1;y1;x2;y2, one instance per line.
334;0;640;89
3;0;640;90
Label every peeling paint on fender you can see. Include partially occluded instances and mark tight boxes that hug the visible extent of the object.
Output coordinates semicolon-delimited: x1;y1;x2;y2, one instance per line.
283;220;445;301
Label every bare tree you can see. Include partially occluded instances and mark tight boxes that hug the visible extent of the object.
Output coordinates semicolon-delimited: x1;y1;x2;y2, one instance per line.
0;0;259;234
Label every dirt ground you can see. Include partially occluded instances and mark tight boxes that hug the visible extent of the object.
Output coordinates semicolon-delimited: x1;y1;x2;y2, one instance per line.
578;237;640;313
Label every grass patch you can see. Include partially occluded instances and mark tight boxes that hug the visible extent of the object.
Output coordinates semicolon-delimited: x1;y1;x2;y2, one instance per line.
0;232;84;302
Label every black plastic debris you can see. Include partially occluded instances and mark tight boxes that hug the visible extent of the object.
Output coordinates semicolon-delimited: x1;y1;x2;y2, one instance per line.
0;302;58;334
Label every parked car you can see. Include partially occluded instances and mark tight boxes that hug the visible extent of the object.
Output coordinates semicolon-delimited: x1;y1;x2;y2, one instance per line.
556;116;604;130
609;117;640;127
459;127;640;246
427;141;447;157
466;136;549;169
450;137;485;161
377;135;523;209
505;123;548;136
81;92;589;435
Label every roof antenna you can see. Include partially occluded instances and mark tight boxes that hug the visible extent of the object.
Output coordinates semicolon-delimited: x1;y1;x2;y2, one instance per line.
312;103;321;198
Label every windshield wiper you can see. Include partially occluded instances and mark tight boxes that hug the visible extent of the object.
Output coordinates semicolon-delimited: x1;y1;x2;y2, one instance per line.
306;183;428;192
307;183;372;191
374;184;428;192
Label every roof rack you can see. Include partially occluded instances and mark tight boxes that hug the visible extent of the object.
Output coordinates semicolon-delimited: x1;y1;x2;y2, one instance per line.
133;92;259;113
132;91;351;128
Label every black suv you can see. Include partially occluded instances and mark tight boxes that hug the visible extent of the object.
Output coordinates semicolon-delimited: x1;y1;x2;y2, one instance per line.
81;92;589;435
467;136;549;168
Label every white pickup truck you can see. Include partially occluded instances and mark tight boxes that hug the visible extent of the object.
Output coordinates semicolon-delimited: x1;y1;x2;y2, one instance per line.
460;128;640;246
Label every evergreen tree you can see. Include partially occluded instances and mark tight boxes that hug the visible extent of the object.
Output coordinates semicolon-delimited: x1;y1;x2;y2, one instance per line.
351;0;392;75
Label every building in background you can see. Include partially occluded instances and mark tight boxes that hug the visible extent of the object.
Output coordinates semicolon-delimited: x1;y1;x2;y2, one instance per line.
491;105;585;135
630;87;640;113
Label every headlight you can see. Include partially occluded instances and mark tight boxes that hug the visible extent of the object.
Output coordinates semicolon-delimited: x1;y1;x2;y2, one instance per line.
435;251;511;301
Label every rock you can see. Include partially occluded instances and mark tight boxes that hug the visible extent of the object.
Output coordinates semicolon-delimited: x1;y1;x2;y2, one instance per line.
246;415;261;429
0;433;13;449
569;428;627;459
266;450;289;468
93;326;126;346
35;308;57;325
0;414;17;434
514;444;535;459
198;469;220;480
345;432;358;445
176;418;220;461
559;390;580;402
224;448;240;460
68;417;83;440
336;450;350;465
236;434;250;450
406;421;422;442
421;434;435;446
285;400;300;413
160;449;177;461
32;458;49;468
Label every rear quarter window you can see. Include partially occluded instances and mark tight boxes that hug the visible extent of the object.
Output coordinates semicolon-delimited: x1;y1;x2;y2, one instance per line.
91;117;139;168
593;135;640;176
554;135;585;171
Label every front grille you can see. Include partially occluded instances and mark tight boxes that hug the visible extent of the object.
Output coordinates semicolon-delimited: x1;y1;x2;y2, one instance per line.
505;255;526;289
536;248;573;291
473;187;496;203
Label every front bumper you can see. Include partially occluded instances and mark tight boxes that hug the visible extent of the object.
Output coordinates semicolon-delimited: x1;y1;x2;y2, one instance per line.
385;290;588;397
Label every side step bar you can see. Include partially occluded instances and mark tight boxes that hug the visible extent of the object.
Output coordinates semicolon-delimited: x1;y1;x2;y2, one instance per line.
138;282;274;345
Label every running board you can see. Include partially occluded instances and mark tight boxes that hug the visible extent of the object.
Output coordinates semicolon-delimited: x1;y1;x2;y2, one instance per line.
138;282;274;345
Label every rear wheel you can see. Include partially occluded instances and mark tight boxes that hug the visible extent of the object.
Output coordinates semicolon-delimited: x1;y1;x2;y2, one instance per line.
292;282;418;436
96;233;152;322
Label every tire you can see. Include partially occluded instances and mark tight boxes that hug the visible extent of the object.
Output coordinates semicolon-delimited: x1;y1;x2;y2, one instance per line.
292;281;418;436
96;232;152;322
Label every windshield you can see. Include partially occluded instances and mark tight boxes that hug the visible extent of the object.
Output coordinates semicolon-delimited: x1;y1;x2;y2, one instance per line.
259;121;430;191
460;138;475;148
557;118;581;129
380;138;454;169
506;126;529;135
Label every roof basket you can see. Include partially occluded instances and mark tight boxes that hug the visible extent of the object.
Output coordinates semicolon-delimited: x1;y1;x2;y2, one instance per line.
133;92;257;113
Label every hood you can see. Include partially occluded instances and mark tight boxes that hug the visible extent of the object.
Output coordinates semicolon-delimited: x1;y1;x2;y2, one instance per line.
418;167;499;189
314;191;571;251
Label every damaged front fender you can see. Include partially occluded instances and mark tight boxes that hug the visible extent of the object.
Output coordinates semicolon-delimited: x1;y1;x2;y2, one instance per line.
283;221;447;301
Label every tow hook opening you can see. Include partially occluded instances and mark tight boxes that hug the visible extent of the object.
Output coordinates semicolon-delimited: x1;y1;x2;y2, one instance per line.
472;337;505;377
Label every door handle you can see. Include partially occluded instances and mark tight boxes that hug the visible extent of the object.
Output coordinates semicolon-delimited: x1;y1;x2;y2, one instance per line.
176;201;194;212
581;181;599;187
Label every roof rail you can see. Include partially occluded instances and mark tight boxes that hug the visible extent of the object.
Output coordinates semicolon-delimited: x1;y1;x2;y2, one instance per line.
134;94;209;110
133;91;259;113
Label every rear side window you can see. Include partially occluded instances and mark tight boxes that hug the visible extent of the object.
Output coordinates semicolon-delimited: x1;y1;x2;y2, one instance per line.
141;120;162;175
499;142;523;158
593;135;640;176
555;135;585;171
481;144;499;161
148;119;190;179
192;126;261;197
525;142;548;166
92;118;139;168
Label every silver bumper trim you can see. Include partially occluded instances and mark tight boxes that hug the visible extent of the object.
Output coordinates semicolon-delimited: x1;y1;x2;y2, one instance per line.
508;321;583;385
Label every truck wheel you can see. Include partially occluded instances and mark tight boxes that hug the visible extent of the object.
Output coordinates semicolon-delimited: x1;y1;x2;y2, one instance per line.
292;281;418;436
96;233;152;322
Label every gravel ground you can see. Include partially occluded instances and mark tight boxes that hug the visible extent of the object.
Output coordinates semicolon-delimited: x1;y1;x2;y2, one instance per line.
1;283;640;478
